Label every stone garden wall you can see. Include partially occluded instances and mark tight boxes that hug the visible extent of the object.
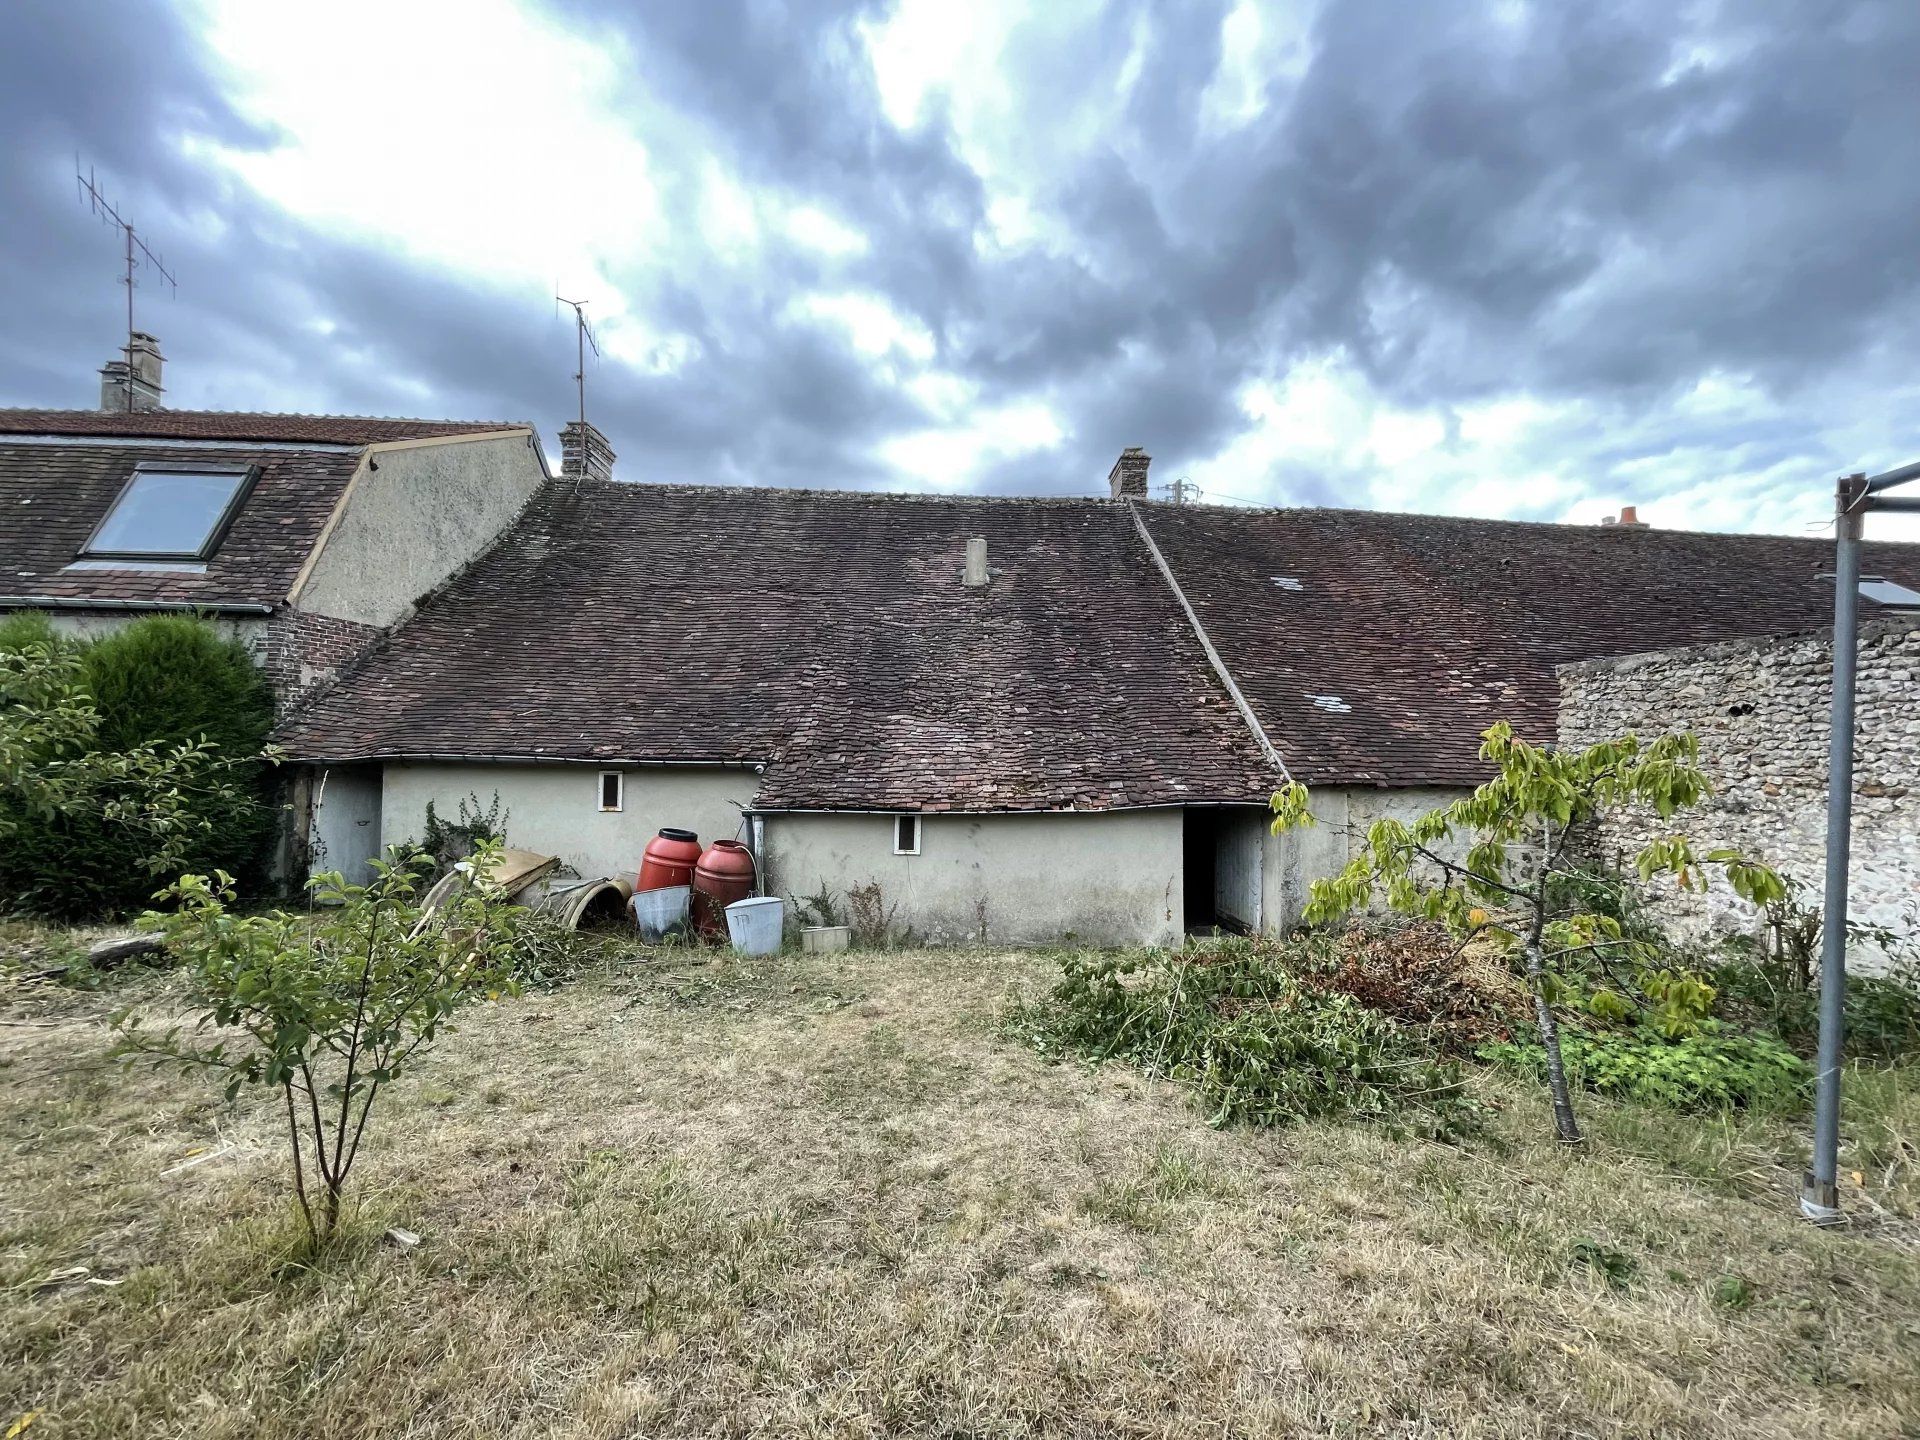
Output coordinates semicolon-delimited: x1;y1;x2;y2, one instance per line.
1558;620;1920;964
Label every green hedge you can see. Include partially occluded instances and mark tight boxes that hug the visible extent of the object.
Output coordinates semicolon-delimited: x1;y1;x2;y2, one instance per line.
0;613;276;917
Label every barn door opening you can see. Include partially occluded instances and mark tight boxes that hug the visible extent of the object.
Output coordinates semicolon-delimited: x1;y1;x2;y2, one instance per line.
1183;808;1263;935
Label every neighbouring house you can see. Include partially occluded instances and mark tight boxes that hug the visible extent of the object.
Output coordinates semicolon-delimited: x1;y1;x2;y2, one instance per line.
275;444;1920;947
0;334;553;703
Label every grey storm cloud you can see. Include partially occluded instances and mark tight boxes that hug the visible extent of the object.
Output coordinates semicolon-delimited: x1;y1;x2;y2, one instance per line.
3;0;1919;511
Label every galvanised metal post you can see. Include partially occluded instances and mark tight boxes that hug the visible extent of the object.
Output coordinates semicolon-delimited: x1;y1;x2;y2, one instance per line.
1801;473;1866;1224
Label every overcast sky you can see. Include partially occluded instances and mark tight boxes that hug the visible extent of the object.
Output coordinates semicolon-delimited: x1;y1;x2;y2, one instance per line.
4;1;1918;537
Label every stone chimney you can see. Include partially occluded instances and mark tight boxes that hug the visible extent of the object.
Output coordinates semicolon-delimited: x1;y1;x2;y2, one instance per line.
560;420;616;484
964;535;989;587
1108;446;1151;498
98;331;164;411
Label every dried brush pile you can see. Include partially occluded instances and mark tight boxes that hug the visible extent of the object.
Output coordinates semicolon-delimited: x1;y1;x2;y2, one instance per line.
1299;919;1529;1054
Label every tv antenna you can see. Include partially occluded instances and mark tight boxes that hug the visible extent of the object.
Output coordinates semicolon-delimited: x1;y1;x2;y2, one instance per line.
76;161;178;412
1163;475;1202;506
554;294;600;437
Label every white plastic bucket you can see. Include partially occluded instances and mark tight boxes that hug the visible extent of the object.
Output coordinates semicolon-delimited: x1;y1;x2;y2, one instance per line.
630;884;690;940
725;895;785;956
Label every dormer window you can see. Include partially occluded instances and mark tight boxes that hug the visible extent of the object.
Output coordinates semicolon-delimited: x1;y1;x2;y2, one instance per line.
79;463;258;562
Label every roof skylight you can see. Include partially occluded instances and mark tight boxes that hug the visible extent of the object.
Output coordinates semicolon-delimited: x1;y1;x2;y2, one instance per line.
79;463;257;562
1860;578;1920;609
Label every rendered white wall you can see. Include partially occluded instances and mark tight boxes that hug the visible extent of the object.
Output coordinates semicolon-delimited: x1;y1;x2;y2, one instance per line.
296;434;544;629
379;762;760;882
1263;785;1472;931
762;809;1185;947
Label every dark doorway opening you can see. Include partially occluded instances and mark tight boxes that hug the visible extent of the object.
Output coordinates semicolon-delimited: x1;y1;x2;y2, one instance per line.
1183;808;1265;936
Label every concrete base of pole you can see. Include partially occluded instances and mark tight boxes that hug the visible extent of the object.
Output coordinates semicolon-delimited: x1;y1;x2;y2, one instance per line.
1799;1173;1844;1226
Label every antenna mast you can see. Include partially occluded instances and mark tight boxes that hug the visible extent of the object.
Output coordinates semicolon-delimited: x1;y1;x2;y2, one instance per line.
76;161;177;412
554;294;600;435
1164;475;1201;505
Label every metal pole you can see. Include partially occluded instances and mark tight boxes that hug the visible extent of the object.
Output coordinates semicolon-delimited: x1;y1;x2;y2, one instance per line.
1802;473;1864;1224
124;222;135;413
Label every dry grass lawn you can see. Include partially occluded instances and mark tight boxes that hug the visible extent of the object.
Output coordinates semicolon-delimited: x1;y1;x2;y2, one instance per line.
4;943;1919;1438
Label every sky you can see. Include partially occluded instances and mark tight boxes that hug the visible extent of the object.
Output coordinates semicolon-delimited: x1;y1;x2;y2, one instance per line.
3;0;1919;540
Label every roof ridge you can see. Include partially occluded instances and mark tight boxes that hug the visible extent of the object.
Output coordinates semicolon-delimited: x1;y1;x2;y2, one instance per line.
1146;498;1920;548
0;405;527;428
548;477;1124;506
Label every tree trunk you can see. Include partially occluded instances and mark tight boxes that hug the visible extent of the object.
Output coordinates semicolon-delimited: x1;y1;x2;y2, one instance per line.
1524;939;1583;1145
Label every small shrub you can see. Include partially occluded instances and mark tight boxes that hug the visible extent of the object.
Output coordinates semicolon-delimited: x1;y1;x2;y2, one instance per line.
795;881;846;929
1568;1238;1636;1290
1710;1273;1756;1311
1711;888;1920;1065
1482;1026;1809;1112
417;792;509;876
118;844;524;1246
1008;947;1479;1138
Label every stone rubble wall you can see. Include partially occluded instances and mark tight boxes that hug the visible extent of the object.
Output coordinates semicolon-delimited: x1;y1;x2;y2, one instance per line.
1558;620;1920;966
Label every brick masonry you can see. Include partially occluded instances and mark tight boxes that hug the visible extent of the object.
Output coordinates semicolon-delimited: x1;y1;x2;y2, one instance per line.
265;608;385;702
1559;619;1920;961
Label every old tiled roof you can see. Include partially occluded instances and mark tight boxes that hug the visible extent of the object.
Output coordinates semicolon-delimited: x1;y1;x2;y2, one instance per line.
0;408;524;446
0;439;363;610
276;483;1278;811
1138;505;1920;786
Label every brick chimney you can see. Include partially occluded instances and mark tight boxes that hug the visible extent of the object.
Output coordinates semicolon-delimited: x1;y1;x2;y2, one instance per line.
560;420;616;483
99;331;164;411
1600;506;1648;529
1108;446;1151;498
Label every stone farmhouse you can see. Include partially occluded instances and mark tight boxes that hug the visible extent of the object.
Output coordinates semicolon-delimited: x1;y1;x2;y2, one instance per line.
6;340;1919;946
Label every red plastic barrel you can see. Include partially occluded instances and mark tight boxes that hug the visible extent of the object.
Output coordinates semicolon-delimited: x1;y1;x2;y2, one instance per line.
637;828;702;893
691;839;756;938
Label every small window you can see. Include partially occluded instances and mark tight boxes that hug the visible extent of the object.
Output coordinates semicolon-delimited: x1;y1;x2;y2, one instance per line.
598;771;623;812
892;814;920;855
80;463;258;561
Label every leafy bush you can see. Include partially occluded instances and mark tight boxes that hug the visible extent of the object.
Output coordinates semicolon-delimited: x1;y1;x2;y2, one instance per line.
1008;945;1480;1138
1710;881;1920;1065
119;844;524;1246
1481;1026;1810;1112
1713;957;1920;1066
1;637;255;917
0;609;60;653
0;615;275;916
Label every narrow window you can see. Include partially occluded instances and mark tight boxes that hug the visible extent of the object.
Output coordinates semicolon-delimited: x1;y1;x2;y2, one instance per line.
598;771;623;812
80;463;258;561
893;814;920;856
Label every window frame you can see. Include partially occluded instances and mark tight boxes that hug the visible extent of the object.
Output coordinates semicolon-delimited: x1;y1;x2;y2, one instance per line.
892;813;921;856
597;770;624;813
77;461;261;563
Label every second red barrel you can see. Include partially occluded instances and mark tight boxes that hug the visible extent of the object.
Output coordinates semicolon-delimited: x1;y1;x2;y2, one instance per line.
637;827;702;893
692;839;756;938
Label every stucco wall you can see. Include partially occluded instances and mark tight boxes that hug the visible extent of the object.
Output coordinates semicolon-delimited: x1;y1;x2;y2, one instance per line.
1560;620;1920;957
762;809;1185;947
1263;785;1473;931
42;609;268;660
378;761;760;882
295;433;544;629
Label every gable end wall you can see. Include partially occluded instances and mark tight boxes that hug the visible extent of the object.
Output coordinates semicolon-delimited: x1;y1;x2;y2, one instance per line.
1558;621;1920;962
